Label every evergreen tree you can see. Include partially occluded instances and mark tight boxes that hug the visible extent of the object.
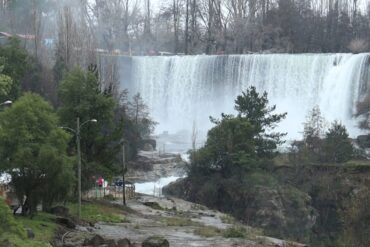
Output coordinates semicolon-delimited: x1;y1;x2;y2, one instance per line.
128;93;157;138
324;121;353;163
190;86;286;176
302;106;326;162
58;67;119;190
234;86;287;158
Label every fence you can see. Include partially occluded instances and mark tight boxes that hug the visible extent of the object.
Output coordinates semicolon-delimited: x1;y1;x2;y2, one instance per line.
85;183;136;200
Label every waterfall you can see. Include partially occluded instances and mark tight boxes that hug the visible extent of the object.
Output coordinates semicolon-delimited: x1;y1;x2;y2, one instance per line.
119;53;369;140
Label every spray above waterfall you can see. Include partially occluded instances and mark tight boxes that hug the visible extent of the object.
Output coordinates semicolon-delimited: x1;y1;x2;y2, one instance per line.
119;54;369;141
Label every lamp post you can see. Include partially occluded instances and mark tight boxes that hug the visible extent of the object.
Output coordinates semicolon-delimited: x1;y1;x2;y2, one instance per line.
60;117;97;220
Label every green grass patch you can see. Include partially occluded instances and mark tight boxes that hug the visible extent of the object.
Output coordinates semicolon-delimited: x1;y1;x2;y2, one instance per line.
163;217;202;227
220;215;236;224
1;233;53;247
67;201;126;223
194;225;262;239
143;201;165;210
222;226;247;238
194;226;223;237
15;212;57;243
0;197;55;246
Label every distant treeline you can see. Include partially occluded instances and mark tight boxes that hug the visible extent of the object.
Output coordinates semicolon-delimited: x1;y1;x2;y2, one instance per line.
0;0;369;60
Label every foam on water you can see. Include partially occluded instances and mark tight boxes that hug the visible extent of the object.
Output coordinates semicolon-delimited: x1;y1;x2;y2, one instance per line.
135;176;181;197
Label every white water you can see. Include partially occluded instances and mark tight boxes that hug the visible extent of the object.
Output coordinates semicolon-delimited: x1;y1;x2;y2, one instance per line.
135;176;181;197
122;54;369;140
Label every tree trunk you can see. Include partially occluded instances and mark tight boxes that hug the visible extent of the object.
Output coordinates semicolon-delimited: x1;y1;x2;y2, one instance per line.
185;0;190;54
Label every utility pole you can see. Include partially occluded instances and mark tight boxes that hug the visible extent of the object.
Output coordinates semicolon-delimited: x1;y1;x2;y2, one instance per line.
60;117;97;220
76;117;82;219
122;143;126;206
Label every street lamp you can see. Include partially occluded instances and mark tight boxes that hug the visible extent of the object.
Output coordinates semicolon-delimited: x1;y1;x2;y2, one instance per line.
60;117;97;220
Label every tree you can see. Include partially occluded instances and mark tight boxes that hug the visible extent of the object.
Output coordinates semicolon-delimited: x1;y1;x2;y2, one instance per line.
234;86;287;158
58;67;119;190
190;116;256;176
190;86;286;176
0;93;73;215
324;121;353;163
0;37;30;100
303;106;326;154
128;93;156;138
0;57;13;101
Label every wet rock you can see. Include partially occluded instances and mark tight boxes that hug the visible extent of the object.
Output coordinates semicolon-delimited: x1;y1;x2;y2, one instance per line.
143;143;154;151
256;236;308;247
140;139;157;150
108;238;131;247
26;228;35;239
56;217;76;229
142;235;169;247
50;206;69;216
83;234;106;246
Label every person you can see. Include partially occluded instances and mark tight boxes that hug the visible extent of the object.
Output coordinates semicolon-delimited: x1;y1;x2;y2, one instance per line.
97;177;103;187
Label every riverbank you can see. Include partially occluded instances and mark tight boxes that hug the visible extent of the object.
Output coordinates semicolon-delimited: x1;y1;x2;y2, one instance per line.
58;195;306;247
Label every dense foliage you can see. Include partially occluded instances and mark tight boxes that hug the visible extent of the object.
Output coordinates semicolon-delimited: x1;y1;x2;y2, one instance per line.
291;107;354;165
190;86;286;177
324;121;353;163
184;88;319;241
0;38;30;100
0;93;73;214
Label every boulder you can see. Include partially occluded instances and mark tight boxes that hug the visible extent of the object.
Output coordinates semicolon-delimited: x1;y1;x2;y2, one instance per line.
50;206;69;216
143;143;154;151
142;236;169;247
83;234;106;247
55;216;76;229
108;238;131;247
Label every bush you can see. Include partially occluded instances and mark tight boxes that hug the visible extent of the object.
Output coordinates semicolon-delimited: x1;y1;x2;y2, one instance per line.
222;226;247;238
0;197;25;238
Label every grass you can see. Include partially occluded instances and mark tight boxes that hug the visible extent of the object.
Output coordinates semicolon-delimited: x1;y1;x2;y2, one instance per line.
222;226;247;238
163;216;202;227
194;226;223;237
194;224;263;239
15;212;58;243
144;201;165;210
220;215;236;224
67;201;127;224
1;233;53;247
0;197;56;246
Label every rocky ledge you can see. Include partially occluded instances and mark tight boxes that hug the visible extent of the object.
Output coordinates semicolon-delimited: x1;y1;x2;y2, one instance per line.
126;151;186;183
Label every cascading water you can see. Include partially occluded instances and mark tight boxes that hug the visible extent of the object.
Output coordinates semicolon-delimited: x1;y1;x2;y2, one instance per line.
119;53;369;141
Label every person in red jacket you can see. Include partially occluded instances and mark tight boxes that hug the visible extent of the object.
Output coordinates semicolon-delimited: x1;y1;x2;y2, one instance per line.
97;177;104;187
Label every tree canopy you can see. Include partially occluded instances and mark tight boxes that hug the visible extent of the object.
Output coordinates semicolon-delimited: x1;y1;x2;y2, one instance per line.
190;86;286;177
324;121;353;163
0;93;73;214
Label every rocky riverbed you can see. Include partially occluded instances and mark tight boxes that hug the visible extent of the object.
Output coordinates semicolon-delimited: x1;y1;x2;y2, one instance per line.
57;147;307;247
59;195;306;247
